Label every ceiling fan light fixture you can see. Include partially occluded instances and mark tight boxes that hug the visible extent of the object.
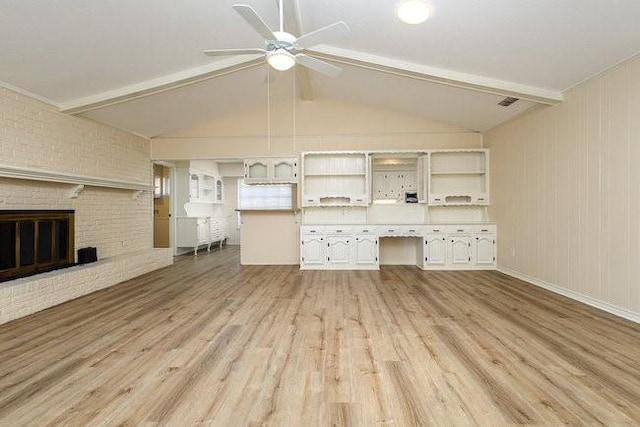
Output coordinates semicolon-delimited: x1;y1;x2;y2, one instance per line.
267;49;296;71
396;0;430;24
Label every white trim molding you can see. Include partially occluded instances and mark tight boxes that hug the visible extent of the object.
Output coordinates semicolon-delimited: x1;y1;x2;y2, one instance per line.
0;163;151;192
498;266;640;324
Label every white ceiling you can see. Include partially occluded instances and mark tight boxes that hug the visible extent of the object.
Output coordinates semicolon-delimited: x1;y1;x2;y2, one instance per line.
1;0;639;137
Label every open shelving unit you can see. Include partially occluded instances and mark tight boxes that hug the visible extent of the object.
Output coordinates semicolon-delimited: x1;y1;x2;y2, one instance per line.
428;150;488;206
370;153;425;203
302;152;369;206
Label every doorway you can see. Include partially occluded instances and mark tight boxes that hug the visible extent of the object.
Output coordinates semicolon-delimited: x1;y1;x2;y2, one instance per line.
153;164;171;248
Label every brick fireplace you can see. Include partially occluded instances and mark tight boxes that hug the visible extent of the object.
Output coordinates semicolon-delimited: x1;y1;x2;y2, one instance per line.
0;210;75;282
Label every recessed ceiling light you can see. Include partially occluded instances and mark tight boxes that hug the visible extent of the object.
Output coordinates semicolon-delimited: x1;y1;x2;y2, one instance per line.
396;0;430;25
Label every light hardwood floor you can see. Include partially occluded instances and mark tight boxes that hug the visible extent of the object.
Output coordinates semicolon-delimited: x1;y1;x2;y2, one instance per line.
0;246;639;426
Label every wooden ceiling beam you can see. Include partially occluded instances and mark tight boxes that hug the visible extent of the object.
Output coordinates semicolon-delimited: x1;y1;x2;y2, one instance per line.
307;45;563;105
59;56;264;115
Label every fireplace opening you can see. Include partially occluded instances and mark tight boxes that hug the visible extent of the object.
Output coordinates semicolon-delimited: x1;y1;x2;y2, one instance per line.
0;210;75;282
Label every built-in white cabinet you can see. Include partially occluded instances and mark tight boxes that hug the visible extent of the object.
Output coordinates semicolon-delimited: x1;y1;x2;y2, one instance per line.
354;234;378;266
428;150;489;206
370;153;424;203
176;164;223;208
301;152;368;207
301;224;494;270
418;225;496;270
299;149;495;271
327;236;352;266
177;217;227;255
300;226;379;270
244;157;298;184
449;234;473;267
420;227;447;267
473;226;497;267
300;233;326;267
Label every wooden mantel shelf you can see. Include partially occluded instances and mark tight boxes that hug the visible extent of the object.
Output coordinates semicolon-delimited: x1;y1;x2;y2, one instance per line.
0;163;151;193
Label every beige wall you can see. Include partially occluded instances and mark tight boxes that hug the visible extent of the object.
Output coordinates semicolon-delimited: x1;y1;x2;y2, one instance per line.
151;98;481;159
153;98;481;265
485;57;640;321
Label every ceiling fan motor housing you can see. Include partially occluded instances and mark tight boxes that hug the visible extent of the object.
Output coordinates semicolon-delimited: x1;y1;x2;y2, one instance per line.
267;31;298;53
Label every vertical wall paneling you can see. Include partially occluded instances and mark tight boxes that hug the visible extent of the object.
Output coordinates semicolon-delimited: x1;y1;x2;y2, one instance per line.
629;59;640;312
485;57;640;321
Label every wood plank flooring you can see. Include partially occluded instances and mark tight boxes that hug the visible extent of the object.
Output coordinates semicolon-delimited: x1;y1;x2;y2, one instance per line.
0;246;639;426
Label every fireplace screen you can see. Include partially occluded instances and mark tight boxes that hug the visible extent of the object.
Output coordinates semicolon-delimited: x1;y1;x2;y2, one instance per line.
0;210;75;282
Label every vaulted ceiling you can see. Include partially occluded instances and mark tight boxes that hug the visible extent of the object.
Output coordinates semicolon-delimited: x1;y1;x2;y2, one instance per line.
1;0;639;137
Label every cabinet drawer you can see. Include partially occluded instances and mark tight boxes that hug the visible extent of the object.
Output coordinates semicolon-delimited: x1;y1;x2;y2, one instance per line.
448;226;472;234
378;226;403;237
474;195;489;204
401;226;424;236
300;226;327;234
303;196;320;206
327;227;352;234
474;224;496;233
424;225;446;234
351;196;368;205
353;226;377;234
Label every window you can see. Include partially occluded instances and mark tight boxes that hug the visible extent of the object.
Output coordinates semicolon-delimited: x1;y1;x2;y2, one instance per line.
237;179;294;210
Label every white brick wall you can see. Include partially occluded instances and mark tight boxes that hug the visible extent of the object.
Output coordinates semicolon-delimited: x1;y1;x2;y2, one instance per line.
0;87;173;324
0;87;149;183
0;248;173;324
1;179;151;258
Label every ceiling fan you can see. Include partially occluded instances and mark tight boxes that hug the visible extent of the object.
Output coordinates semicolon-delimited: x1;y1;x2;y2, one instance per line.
204;0;350;77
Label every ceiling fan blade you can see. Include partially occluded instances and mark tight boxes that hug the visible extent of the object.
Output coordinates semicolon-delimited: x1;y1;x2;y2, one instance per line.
296;21;350;49
232;4;277;40
204;48;266;57
295;54;342;77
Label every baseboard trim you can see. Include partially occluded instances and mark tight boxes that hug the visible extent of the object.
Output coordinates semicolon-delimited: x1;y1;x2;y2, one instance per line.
498;266;640;324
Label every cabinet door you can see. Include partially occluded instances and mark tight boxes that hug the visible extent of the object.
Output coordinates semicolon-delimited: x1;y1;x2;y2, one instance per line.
301;235;325;266
424;234;446;266
189;174;199;201
354;235;378;266
245;160;269;182
176;218;198;247
449;235;472;266
327;236;352;266
474;234;496;266
272;159;298;183
197;219;210;244
215;178;223;203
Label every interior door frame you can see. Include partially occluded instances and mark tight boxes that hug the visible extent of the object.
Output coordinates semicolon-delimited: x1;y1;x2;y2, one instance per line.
152;161;177;255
